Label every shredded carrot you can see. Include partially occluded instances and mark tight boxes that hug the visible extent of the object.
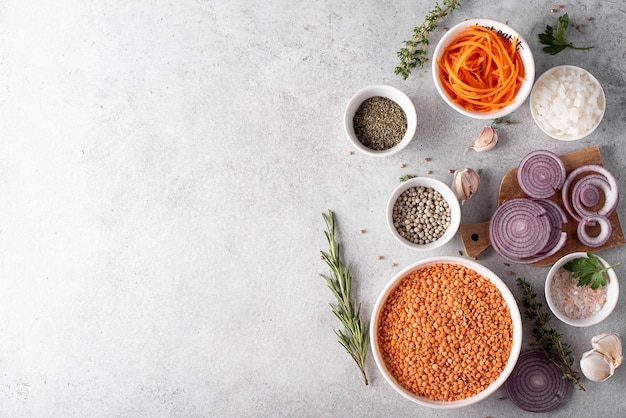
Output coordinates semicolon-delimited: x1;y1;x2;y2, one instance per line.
437;26;526;113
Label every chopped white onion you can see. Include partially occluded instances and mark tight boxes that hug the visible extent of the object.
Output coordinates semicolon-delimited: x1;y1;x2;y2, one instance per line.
531;67;604;139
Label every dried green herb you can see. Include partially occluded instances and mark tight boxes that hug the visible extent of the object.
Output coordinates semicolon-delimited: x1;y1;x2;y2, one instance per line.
516;278;585;391
353;97;406;150
399;174;416;182
492;117;519;125
320;210;369;385
395;0;460;79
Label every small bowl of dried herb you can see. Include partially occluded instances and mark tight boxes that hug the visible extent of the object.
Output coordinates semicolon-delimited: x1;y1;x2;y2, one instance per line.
343;85;417;156
545;252;620;327
386;177;461;250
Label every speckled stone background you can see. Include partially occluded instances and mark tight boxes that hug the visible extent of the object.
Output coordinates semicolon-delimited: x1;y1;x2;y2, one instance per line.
1;1;626;417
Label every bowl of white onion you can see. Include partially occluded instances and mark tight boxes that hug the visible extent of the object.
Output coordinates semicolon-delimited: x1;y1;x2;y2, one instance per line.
530;65;605;141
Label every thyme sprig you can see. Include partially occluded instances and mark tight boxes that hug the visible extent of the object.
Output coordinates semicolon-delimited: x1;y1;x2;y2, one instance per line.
320;210;369;385
492;117;519;125
516;278;585;391
395;0;460;80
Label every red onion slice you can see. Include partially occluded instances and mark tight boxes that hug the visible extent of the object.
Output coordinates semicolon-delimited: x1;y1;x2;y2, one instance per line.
570;174;612;220
562;164;619;222
517;150;566;198
493;232;567;265
533;199;567;255
489;198;551;259
505;349;570;413
576;180;602;207
578;215;612;247
524;232;567;262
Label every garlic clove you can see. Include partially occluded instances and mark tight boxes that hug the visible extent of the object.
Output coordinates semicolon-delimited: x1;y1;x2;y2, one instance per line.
580;349;615;382
452;168;480;203
466;126;498;154
591;333;623;368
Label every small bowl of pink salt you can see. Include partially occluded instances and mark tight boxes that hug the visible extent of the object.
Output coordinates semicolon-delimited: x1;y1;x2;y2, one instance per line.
545;252;619;327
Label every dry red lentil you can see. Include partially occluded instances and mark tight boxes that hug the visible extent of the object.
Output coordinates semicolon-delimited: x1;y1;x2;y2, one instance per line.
377;263;513;401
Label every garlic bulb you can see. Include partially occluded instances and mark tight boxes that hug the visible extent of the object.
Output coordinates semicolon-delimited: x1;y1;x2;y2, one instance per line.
580;333;622;382
466;126;498;154
452;168;480;203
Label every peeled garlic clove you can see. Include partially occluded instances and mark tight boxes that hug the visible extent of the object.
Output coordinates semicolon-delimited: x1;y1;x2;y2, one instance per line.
452;168;480;203
580;349;615;382
592;333;623;368
466;126;498;154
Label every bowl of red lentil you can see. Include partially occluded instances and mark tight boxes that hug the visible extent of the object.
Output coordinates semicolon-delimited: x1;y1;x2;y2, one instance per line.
343;85;417;157
371;257;523;408
386;177;461;250
545;252;619;327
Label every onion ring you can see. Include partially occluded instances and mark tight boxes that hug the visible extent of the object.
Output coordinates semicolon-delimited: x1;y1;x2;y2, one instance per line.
489;198;551;259
562;164;619;222
533;199;568;255
505;349;569;413
577;215;612;248
577;181;601;207
570;174;612;220
493;231;567;265
517;150;566;198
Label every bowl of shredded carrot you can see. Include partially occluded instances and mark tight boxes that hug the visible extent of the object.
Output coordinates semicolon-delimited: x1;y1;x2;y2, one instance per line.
432;19;535;120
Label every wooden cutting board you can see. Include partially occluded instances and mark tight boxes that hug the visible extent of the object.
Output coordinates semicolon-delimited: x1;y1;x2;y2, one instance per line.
459;146;625;266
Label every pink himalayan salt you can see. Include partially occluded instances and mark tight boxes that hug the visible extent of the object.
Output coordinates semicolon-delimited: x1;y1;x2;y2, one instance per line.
550;268;607;319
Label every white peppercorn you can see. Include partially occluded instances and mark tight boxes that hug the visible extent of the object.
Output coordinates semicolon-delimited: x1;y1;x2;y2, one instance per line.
392;186;451;244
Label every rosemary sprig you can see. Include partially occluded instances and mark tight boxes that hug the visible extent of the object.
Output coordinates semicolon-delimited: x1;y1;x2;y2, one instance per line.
516;278;585;391
320;210;369;385
395;0;460;80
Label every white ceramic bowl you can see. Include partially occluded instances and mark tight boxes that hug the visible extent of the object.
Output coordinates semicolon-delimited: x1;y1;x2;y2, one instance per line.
432;19;535;120
371;257;523;409
530;65;606;141
545;252;619;327
343;85;417;157
386;177;461;250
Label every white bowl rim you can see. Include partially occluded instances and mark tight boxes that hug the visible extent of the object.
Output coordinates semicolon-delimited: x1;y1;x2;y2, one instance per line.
529;65;606;141
545;251;619;327
343;84;418;157
431;18;535;120
370;256;523;409
386;177;461;251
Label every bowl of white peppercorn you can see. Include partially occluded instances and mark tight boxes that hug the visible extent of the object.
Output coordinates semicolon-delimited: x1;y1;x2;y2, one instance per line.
386;177;461;250
343;85;418;157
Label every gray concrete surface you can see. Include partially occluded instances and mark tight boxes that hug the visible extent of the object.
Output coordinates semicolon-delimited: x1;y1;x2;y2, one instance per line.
1;1;625;417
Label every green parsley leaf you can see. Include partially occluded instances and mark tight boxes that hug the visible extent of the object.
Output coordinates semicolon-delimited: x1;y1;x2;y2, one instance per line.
538;13;594;55
563;252;621;290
